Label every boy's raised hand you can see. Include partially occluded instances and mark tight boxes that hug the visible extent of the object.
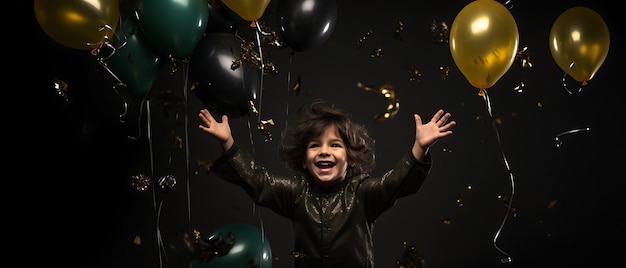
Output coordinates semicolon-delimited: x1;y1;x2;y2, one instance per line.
412;109;455;160
198;109;234;151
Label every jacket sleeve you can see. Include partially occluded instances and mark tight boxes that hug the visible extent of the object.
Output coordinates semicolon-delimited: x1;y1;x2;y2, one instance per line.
359;152;432;220
210;144;301;218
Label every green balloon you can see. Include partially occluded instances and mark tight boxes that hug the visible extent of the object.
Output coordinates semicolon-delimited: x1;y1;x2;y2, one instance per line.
106;15;162;96
136;0;209;60
192;223;273;268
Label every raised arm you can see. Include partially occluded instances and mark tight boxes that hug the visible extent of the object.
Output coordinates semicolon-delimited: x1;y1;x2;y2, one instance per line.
198;109;234;152
411;109;456;160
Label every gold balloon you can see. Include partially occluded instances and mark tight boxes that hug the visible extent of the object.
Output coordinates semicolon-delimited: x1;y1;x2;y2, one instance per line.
221;0;271;22
549;7;610;86
34;0;120;50
449;0;519;95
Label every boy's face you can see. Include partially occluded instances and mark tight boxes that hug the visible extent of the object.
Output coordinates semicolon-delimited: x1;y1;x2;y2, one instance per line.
303;124;349;188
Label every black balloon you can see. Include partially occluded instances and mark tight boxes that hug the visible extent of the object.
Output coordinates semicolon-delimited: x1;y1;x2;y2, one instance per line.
205;0;240;34
278;0;338;52
189;32;260;118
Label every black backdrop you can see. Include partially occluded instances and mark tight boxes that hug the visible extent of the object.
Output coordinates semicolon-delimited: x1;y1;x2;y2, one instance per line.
22;0;623;267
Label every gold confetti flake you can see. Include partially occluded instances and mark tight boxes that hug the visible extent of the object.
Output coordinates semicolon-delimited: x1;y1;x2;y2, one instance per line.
547;200;558;209
370;48;383;58
289;249;306;259
497;194;510;207
438;66;450;80
290;76;302;96
515;46;533;68
357;82;400;121
430;20;449;44
236;40;279;76
195;160;213;175
133;235;142;245
407;66;422;82
357;30;374;48
53;78;71;104
191;229;235;263
513;81;526;93
393;21;405;41
131;174;151;192
258;119;275;142
158;175;177;192
396;241;425;268
249;100;259;117
168;55;179;74
257;21;285;48
170;134;183;151
154;89;186;120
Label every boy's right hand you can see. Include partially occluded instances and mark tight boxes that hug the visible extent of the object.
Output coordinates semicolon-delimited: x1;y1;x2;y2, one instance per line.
199;109;234;151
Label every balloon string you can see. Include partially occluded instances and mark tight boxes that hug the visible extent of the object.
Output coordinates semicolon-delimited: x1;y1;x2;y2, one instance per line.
128;96;148;140
93;29;133;126
247;118;256;156
95;59;127;117
88;24;116;54
500;0;514;9
285;52;295;129
92;21;124;60
145;99;167;267
483;90;493;117
244;118;257;209
243;26;269;258
246;109;267;266
555;127;591;147
112;84;129;124
98;61;128;122
481;91;514;263
182;63;193;239
156;199;167;267
255;23;265;124
562;61;583;94
146;98;154;184
246;199;268;267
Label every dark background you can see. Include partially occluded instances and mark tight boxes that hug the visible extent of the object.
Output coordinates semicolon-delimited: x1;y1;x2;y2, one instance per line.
23;0;623;267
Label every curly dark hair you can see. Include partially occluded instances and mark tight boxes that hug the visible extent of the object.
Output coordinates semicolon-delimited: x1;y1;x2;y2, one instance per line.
278;99;376;175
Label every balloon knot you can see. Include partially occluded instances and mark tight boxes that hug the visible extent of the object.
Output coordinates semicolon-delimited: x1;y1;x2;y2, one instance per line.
250;21;257;28
478;88;486;97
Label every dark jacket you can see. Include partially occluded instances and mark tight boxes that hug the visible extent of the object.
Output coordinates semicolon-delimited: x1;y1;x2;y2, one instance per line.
211;144;432;267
